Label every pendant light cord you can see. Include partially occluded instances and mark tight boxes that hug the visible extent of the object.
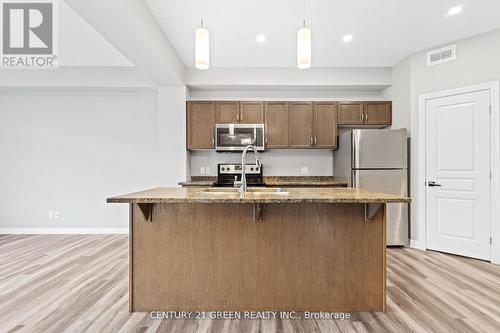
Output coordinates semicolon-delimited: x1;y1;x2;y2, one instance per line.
200;0;204;27
303;0;306;27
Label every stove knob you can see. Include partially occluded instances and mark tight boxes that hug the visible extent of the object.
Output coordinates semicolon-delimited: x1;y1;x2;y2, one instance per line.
250;167;254;171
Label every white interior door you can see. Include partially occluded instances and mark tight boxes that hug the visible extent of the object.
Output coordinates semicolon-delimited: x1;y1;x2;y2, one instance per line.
426;90;491;260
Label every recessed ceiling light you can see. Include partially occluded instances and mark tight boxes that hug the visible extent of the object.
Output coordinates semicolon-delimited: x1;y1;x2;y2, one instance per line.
342;34;353;43
256;34;267;43
448;6;463;16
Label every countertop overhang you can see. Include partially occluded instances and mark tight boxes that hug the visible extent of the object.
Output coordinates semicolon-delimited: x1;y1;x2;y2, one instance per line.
107;187;410;204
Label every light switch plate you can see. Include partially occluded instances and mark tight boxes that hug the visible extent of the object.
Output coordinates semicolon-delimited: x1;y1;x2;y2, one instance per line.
205;166;211;175
300;167;309;175
200;167;206;175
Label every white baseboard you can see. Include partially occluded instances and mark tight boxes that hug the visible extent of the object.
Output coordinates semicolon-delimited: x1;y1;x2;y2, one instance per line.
409;239;425;250
0;227;129;235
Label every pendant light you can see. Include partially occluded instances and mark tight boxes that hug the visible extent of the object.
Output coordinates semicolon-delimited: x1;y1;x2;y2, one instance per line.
195;0;209;69
297;0;311;69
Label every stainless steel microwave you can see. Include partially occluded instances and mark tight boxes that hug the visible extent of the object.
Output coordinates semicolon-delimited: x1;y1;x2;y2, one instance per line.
215;124;265;151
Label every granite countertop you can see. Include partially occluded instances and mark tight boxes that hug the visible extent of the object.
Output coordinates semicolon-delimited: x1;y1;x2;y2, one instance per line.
178;176;216;187
107;187;410;204
263;176;348;187
178;176;348;187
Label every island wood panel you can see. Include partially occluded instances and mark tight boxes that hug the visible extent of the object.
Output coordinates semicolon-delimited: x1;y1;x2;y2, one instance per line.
313;102;338;148
215;101;240;123
264;102;289;148
240;101;264;123
338;101;364;125
131;202;386;312
288;102;314;148
364;101;392;125
187;101;216;149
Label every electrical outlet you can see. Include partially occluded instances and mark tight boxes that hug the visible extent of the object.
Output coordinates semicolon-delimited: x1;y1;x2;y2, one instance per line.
48;210;54;220
300;167;309;175
205;166;211;175
200;167;206;175
54;211;60;220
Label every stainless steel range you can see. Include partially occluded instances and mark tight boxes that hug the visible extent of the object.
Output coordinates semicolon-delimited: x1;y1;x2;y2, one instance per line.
213;163;265;187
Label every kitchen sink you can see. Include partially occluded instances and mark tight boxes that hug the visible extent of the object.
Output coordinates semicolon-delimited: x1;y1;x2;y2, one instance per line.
199;187;289;195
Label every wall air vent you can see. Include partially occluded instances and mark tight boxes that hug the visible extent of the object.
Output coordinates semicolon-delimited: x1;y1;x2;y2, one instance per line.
427;45;456;66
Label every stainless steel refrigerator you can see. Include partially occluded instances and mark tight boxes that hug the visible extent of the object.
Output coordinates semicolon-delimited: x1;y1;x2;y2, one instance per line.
333;129;408;246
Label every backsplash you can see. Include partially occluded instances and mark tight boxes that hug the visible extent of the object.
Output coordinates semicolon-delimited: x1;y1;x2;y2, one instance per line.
188;150;334;176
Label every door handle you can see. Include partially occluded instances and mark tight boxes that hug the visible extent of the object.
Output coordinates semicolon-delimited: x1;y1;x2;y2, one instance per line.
427;181;442;187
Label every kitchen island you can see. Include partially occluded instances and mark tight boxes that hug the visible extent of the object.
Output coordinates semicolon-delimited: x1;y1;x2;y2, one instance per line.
107;187;409;313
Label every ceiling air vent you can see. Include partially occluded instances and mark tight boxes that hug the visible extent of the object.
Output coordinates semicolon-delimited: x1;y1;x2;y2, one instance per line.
427;45;456;66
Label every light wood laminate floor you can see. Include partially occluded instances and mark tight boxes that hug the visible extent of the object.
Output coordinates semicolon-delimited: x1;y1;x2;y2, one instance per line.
0;235;499;333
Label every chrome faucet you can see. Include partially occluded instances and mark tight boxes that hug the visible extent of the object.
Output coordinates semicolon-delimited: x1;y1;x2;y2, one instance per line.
237;145;261;195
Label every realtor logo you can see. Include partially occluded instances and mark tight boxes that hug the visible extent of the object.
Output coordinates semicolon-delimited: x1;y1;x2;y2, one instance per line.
1;1;58;67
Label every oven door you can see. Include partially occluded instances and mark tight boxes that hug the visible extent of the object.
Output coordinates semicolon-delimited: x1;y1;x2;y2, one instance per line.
215;124;265;151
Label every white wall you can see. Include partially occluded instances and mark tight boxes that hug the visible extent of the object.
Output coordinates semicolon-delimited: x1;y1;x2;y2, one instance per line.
190;150;334;176
186;67;392;87
382;57;411;133
65;0;185;85
58;1;132;67
157;86;189;184
0;90;159;231
409;28;500;244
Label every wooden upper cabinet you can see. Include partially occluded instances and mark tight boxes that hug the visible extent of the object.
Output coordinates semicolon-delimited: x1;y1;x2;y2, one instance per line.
187;102;215;149
313;102;338;148
264;102;289;148
338;101;364;125
364;101;392;125
215;101;239;124
289;102;313;148
239;101;264;123
338;101;392;127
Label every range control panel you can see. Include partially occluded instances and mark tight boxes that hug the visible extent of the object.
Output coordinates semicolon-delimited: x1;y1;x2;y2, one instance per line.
218;164;261;175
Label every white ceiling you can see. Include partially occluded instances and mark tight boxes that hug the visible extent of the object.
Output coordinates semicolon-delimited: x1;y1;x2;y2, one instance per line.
145;0;500;68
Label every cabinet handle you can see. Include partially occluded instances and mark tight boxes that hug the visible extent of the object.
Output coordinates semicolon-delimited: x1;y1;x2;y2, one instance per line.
365;113;368;122
360;112;363;122
264;124;267;145
309;137;313;146
314;137;317;145
212;137;215;147
240;112;243;123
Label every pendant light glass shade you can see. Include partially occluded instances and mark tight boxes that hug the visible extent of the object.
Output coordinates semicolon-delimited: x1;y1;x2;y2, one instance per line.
297;26;311;69
195;25;209;70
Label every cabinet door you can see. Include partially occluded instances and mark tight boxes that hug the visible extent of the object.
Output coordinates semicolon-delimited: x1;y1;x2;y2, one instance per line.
313;102;338;148
264;102;289;148
240;101;264;123
364;101;392;126
215;101;239;123
338;101;364;125
187;102;215;149
289;102;313;148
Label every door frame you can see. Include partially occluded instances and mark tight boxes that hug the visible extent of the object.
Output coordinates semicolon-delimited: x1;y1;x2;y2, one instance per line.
415;81;500;264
